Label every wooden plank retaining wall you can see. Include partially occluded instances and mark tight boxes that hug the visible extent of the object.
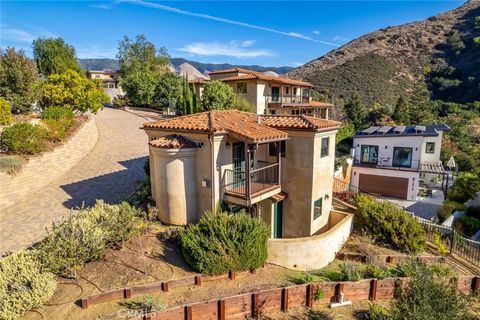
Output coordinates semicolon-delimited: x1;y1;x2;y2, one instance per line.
80;272;479;320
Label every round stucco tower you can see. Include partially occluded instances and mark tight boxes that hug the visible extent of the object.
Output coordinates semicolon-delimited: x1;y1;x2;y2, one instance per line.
149;135;198;225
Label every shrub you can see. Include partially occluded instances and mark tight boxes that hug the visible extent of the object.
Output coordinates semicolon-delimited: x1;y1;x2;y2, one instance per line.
390;260;474;320
0;250;57;320
0;155;26;176
1;122;47;154
36;201;145;277
465;206;480;219
393;259;454;278
354;195;425;253
366;303;391;320
291;272;314;284
41;106;75;127
447;171;480;203
42;118;67;142
455;215;480;237
180;210;270;275
362;263;393;280
433;233;449;256
339;261;362;281
0;97;12;125
437;200;466;222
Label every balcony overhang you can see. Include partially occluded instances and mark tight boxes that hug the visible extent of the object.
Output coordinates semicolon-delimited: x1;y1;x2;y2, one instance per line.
225;185;282;206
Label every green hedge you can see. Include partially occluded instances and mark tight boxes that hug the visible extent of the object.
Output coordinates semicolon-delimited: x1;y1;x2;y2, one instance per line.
36;201;145;277
455;215;480;237
0;251;57;320
1;122;47;154
0;97;12;126
437;200;466;222
354;194;425;253
180;211;270;275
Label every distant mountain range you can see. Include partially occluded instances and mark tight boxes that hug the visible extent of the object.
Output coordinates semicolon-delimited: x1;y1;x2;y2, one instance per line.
288;0;480;105
78;58;294;75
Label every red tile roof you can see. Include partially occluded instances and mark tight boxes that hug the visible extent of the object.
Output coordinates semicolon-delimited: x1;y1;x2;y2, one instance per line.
209;68;314;87
149;134;199;149
143;111;340;142
309;101;332;108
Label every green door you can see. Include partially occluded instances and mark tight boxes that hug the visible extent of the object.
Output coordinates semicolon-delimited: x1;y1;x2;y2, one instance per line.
273;201;283;238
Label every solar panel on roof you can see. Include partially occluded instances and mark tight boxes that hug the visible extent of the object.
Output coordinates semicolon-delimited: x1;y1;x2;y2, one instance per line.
415;125;426;132
362;126;380;134
394;126;406;133
377;126;392;134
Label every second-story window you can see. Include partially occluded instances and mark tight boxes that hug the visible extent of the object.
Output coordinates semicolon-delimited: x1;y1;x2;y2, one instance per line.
321;137;329;157
285;87;289;95
393;147;413;168
237;82;247;94
425;142;435;154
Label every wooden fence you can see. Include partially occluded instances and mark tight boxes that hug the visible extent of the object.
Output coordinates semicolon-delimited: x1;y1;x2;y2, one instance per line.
134;275;480;320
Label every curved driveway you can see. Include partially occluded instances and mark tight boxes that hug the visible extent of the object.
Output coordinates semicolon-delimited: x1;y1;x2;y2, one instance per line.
0;108;150;254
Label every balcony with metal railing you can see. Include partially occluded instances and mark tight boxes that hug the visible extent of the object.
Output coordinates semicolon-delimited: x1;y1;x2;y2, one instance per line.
266;95;310;107
352;156;421;172
223;160;281;205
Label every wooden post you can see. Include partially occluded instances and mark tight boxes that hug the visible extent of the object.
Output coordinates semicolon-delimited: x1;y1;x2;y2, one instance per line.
281;288;289;312
218;299;225;320
229;271;236;280
195;275;202;286
81;298;89;309
334;283;344;302
185;305;192;320
124;288;132;299
162;281;169;292
145;314;152;320
472;277;480;293
369;279;378;300
252;293;259;318
306;284;313;308
250;268;256;275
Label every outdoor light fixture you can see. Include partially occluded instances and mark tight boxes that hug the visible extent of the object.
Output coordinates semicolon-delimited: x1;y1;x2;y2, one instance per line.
325;193;330;200
385;145;388;149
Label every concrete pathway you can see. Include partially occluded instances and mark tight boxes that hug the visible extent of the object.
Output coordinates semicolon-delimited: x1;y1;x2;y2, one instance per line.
0;108;150;255
381;189;445;221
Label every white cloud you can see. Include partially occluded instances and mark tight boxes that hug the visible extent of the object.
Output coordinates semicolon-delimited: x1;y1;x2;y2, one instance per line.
122;0;339;47
76;44;117;59
0;24;37;43
89;3;112;10
177;41;272;59
312;30;320;35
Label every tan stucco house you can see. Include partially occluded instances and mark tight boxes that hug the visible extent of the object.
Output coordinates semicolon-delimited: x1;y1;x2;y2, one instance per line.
142;110;353;270
86;70;124;102
193;68;331;118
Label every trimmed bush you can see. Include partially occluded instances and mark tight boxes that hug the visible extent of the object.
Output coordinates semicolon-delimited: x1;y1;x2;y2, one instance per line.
366;303;391;320
437;200;466;222
455;215;480;237
41;106;75;128
1;122;47;154
0;97;12;125
36;201;145;277
180;210;270;275
354;194;425;253
42;118;67;142
0;250;57;320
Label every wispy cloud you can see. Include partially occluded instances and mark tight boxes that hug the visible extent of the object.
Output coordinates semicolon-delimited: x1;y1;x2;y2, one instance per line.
332;35;349;43
312;30;320;35
0;24;37;43
177;40;272;59
89;3;113;10
76;44;117;59
121;0;339;47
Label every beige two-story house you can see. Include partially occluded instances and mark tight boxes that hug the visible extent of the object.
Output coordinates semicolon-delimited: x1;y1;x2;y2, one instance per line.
142;110;353;270
206;68;331;118
86;70;124;102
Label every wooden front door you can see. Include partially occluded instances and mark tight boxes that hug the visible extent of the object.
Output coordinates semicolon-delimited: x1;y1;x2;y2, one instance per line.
273;201;283;238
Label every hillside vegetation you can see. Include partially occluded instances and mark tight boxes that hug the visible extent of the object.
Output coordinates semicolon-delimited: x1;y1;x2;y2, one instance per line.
290;0;480;106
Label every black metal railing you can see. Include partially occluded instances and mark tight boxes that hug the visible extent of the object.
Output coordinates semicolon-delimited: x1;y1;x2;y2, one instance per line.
353;156;420;170
224;162;280;197
266;95;310;104
332;177;480;265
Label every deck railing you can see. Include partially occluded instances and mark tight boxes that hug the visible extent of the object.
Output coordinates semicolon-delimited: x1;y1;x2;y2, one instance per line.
332;177;480;265
224;162;280;197
266;95;310;104
353;156;420;170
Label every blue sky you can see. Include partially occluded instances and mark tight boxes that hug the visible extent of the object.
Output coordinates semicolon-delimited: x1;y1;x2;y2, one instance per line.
1;1;465;67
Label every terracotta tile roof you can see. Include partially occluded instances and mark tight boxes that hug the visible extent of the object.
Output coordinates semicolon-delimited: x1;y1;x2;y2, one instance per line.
309;101;332;108
209;68;313;87
143;111;340;142
188;79;208;84
143;111;288;143
261;115;341;131
149;135;199;149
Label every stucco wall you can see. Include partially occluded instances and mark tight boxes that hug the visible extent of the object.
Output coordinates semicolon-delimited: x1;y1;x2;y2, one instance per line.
0;116;98;211
267;210;353;270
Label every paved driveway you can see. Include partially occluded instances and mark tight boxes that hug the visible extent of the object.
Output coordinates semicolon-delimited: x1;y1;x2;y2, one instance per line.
0;108;149;255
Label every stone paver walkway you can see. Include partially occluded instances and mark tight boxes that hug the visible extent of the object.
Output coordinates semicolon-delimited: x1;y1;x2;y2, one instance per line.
0;108;150;254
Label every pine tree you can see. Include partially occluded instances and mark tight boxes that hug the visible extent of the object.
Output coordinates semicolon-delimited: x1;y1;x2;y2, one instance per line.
409;81;434;124
393;95;410;124
344;91;366;129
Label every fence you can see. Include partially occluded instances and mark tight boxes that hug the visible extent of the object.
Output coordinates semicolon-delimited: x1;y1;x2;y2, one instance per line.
130;275;479;320
332;177;480;266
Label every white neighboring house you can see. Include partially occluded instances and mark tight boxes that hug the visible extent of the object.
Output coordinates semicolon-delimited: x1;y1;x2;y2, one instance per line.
350;124;450;201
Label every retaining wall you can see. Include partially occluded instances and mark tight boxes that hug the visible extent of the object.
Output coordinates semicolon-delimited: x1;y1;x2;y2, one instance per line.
0;116;98;211
267;210;354;270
